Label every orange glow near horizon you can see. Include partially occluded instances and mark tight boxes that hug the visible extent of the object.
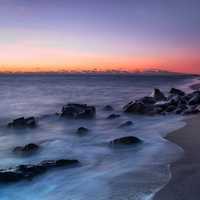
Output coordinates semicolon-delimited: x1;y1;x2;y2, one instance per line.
0;42;200;74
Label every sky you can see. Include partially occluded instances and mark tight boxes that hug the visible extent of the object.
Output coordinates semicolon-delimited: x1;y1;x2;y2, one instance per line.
0;0;200;73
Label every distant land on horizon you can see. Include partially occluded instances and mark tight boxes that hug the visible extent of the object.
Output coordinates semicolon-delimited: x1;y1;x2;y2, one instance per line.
0;68;198;76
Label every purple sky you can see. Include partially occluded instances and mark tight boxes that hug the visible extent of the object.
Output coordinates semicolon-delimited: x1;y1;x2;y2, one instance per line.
0;0;200;73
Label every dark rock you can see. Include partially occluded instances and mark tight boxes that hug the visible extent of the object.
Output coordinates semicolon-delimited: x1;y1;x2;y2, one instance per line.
123;101;155;115
123;101;145;113
188;94;200;105
61;104;96;119
183;107;200;115
123;88;200;116
13;143;39;154
169;88;185;96
40;159;78;168
76;127;89;135
8;117;37;128
118;121;133;128
185;91;200;101
0;171;24;182
139;96;156;104
168;96;181;106
151;88;166;101
155;101;170;109
107;114;120;119
175;108;184;114
0;159;79;183
155;96;187;112
166;105;177;112
110;136;142;146
174;104;188;114
103;105;114;111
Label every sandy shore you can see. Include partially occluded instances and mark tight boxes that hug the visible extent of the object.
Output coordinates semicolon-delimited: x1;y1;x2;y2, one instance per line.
154;114;200;200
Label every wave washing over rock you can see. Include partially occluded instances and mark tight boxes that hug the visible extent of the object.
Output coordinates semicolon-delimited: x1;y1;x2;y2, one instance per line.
0;74;198;200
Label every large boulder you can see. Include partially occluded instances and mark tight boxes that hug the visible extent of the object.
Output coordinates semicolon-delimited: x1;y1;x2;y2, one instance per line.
0;159;79;183
8;117;37;128
61;104;96;119
110;136;142;146
13;143;39;154
151;88;166;101
169;88;185;96
123;101;145;113
123;101;154;115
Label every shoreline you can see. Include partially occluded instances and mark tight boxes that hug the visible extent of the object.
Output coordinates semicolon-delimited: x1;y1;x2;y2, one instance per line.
153;114;200;200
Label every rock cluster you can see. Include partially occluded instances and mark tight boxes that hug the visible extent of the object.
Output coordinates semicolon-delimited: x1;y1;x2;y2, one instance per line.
60;103;96;119
123;88;200;115
0;159;79;183
8;117;37;128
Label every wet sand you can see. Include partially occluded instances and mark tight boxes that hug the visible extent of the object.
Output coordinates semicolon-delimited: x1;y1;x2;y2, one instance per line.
154;115;200;200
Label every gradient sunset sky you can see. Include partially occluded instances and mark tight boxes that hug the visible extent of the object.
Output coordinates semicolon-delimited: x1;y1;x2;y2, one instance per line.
0;0;200;73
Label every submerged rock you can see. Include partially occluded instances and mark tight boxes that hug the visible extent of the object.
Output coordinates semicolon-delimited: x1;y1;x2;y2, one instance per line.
61;103;96;119
107;114;120;119
110;136;142;146
0;159;79;183
151;88;166;101
76;127;89;135
13;143;39;154
118;121;133;128
103;105;114;111
8;117;37;128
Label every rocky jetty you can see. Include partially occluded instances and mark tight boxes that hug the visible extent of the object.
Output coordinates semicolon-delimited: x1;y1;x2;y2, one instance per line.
110;136;142;146
13;143;39;154
123;88;200;115
60;103;96;119
0;159;79;183
8;117;37;128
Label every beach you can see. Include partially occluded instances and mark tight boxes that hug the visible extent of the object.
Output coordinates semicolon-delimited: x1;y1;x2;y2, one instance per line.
154;114;200;200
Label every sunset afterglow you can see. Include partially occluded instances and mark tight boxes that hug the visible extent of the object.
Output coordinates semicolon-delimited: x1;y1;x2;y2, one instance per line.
0;0;200;73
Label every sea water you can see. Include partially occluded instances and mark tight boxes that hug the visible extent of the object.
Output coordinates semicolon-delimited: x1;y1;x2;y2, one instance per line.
0;74;195;200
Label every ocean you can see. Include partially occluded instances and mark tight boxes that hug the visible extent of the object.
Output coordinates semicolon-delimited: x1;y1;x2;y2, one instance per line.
0;73;196;200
